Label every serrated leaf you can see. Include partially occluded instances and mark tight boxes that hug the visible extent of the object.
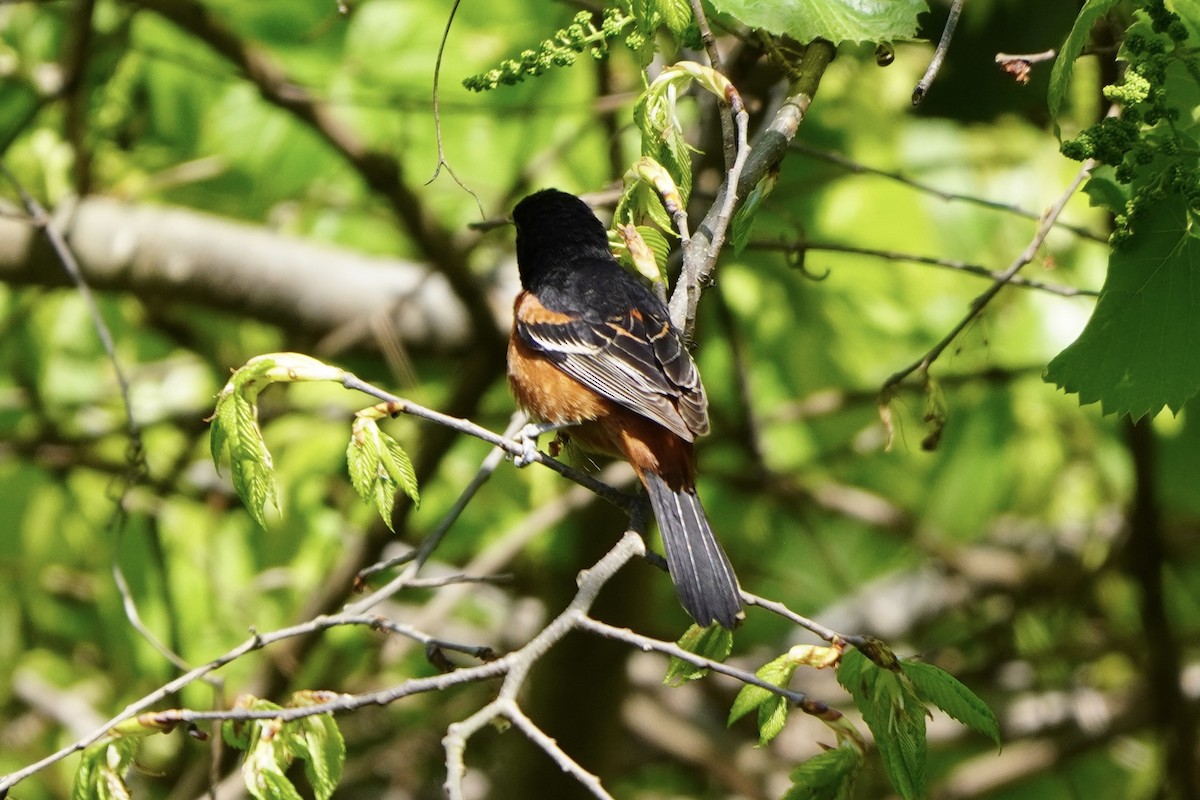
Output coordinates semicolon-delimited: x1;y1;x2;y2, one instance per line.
835;645;868;694
758;694;790;745
729;682;775;725
637;225;673;276
659;125;694;206
253;767;304;800
902;660;1000;747
72;740;137;800
1045;197;1200;419
729;652;798;724
297;715;346;800
347;418;419;531
665;623;733;685
838;647;928;800
785;745;863;800
243;721;303;800
655;0;693;37
1048;0;1122;138
707;0;924;44
381;433;419;505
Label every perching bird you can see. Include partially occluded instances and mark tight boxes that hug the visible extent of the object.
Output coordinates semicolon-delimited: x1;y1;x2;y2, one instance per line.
506;188;743;629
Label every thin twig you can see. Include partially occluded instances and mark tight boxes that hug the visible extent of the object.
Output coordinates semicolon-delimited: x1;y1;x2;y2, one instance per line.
0;612;484;792
426;0;485;217
578;617;840;721
0;166;141;453
881;158;1096;394
753;240;1099;297
741;592;869;649
913;0;964;105
688;0;735;172
791;142;1108;243
442;531;647;799
668;41;836;334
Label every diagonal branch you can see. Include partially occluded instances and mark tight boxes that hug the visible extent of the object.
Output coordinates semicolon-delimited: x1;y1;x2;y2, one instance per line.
128;0;500;344
881;158;1096;394
669;40;836;333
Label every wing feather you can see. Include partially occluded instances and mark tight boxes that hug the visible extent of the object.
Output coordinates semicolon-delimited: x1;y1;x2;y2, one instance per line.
517;306;708;441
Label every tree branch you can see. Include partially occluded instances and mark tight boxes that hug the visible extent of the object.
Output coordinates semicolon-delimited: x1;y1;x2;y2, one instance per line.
669;40;836;331
881;158;1096;394
0;197;482;351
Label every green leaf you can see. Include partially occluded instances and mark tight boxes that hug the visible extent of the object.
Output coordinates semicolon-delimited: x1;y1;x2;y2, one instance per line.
1047;0;1121;138
664;623;733;685
729;652;798;725
784;744;863;800
1081;172;1129;213
1045;197;1200;419
347;418;419;531
902;660;1000;747
637;225;673;277
296;714;347;800
837;648;927;800
654;0;693;38
210;353;346;526
242;720;303;800
706;0;924;44
72;740;137;800
758;694;790;745
253;767;304;800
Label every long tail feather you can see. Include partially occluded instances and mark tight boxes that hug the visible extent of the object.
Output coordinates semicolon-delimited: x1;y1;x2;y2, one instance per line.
642;472;743;628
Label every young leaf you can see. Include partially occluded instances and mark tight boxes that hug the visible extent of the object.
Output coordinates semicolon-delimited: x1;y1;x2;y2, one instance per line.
784;744;863;800
902;660;1000;747
837;647;928;800
210;353;346;527
664;623;733;685
757;694;790;745
654;0;693;38
728;652;798;725
347;417;419;531
72;739;138;800
1048;0;1122;138
242;717;303;800
296;714;347;800
731;169;777;255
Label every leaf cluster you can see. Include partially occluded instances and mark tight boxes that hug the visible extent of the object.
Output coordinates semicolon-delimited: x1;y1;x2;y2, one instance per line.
1058;0;1200;247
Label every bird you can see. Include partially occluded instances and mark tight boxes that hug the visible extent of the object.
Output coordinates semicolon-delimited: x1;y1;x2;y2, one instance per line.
506;187;743;629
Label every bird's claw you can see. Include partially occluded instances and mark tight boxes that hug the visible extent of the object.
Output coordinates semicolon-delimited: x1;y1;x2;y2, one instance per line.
513;421;563;468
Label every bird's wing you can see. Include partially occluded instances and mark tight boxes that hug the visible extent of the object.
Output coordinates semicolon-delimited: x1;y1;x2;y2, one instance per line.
517;302;709;441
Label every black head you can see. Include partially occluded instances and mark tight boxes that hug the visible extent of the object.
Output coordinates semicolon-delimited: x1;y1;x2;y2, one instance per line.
512;189;614;288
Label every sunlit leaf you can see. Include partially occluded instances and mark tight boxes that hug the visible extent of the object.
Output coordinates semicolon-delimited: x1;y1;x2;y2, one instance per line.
784;744;863;800
707;0;924;44
664;623;733;685
1045;198;1200;419
902;660;1000;747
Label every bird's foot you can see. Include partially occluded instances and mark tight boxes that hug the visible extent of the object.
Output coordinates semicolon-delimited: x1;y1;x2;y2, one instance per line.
513;421;567;467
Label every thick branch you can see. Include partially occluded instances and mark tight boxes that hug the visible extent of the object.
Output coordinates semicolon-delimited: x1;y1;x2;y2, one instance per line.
0;197;484;350
669;40;836;328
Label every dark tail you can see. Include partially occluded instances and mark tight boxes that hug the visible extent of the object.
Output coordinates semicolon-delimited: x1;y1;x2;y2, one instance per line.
643;472;743;629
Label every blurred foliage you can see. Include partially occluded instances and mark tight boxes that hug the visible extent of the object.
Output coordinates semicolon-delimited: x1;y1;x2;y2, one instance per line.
0;0;1196;798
